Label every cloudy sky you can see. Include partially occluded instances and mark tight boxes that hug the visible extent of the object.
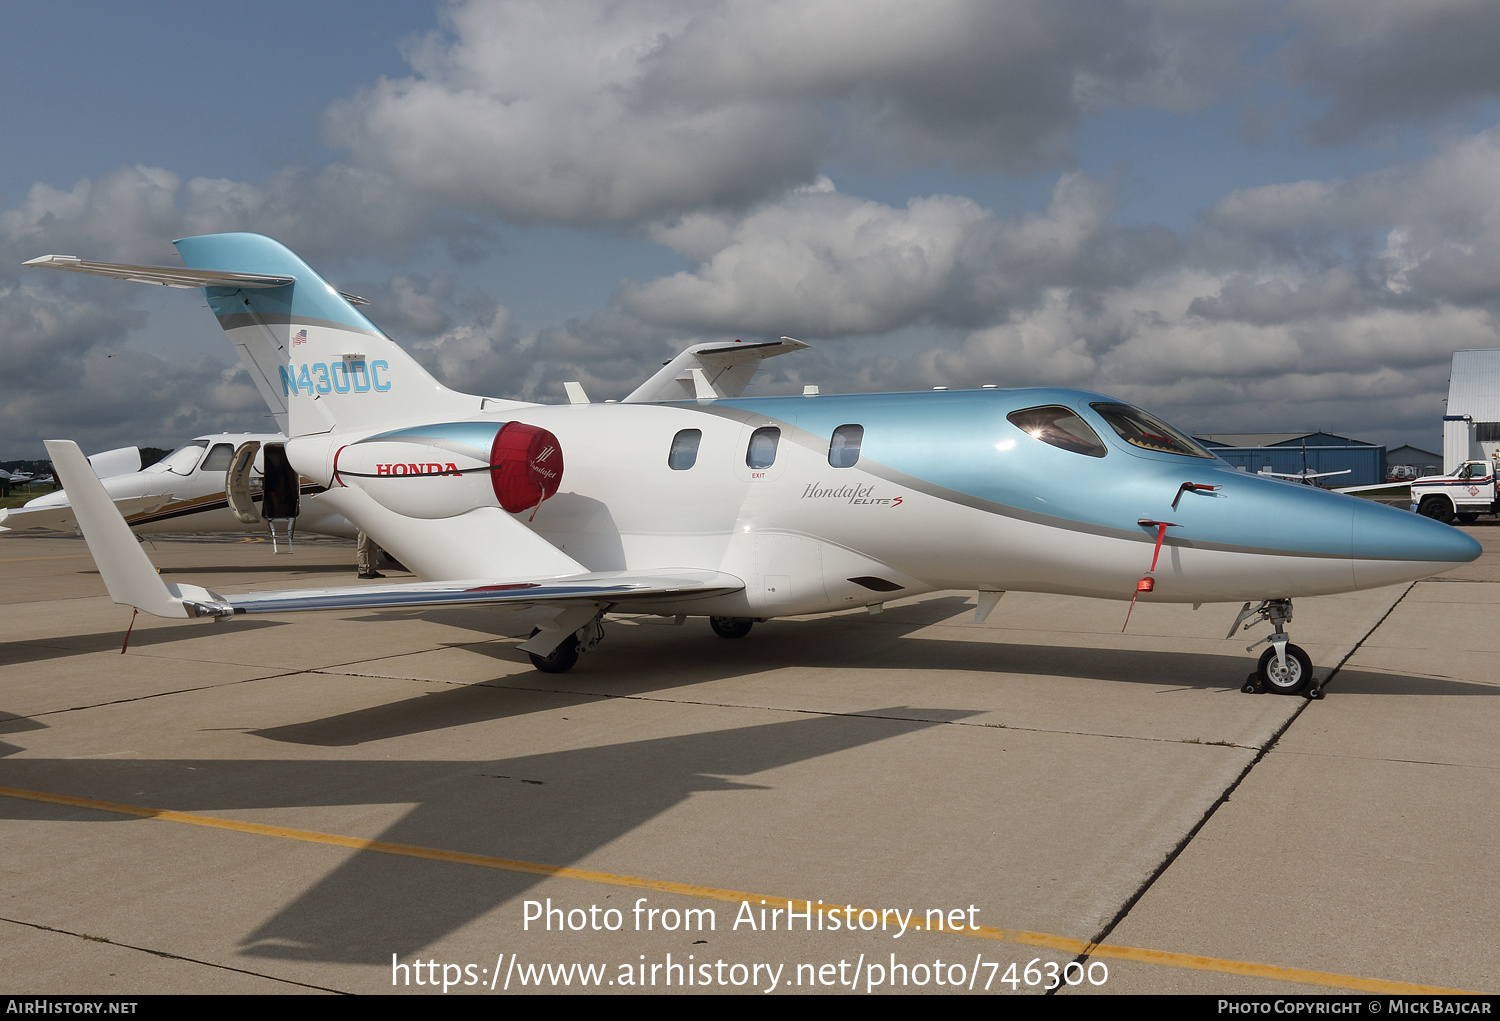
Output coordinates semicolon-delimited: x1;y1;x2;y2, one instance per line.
5;0;1500;459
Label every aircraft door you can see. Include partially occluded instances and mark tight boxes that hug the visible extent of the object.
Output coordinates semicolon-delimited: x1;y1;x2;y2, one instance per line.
734;414;797;483
261;443;300;552
226;441;262;524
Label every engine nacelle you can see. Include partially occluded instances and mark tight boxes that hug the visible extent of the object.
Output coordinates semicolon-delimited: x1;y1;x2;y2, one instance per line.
333;421;563;519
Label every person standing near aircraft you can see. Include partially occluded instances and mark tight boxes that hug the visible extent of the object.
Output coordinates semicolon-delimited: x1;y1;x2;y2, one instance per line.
357;530;384;579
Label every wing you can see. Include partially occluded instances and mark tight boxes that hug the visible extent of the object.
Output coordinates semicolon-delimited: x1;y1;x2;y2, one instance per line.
45;440;742;626
0;494;170;533
1258;469;1352;481
195;569;741;616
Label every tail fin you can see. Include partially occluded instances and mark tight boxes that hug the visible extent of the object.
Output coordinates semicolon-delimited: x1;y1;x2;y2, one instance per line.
172;234;498;437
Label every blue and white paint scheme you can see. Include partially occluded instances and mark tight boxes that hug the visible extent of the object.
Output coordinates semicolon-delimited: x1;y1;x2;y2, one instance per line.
31;234;1480;696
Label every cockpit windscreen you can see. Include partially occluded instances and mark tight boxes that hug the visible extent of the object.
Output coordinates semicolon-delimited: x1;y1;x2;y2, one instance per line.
1089;403;1214;458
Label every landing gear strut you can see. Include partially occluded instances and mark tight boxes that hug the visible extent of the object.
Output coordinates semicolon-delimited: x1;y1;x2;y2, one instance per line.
709;616;754;639
1227;599;1319;697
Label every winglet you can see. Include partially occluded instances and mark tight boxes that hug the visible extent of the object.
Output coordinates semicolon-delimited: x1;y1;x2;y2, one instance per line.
44;440;227;619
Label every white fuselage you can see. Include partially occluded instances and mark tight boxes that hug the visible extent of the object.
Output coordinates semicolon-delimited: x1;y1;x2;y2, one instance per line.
3;434;356;539
293;397;1472;620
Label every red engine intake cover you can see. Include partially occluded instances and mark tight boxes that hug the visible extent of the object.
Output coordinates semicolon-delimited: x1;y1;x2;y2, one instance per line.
489;422;564;513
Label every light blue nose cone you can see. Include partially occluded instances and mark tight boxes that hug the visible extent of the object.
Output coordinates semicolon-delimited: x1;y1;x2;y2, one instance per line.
1350;498;1483;563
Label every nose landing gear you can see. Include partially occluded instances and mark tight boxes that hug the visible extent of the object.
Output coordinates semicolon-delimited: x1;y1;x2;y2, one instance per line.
1227;599;1320;698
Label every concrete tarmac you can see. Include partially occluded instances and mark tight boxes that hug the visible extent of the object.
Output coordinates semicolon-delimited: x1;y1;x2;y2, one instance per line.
0;527;1494;995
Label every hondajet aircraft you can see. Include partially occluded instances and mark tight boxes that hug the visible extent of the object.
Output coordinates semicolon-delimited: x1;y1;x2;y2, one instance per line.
31;235;1481;697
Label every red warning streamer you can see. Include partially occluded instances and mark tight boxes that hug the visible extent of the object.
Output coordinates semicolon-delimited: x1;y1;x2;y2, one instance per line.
1123;519;1176;632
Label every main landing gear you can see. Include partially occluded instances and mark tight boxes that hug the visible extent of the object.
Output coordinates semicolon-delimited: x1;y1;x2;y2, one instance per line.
525;614;607;674
1227;599;1322;698
709;616;755;639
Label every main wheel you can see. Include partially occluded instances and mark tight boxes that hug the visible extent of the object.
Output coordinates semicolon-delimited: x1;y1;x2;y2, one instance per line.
1257;644;1312;696
1418;497;1455;524
709;616;754;639
527;628;580;673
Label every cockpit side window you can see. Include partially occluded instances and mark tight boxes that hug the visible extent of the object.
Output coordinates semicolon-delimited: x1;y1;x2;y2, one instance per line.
147;440;209;476
1007;407;1107;458
1089;402;1215;458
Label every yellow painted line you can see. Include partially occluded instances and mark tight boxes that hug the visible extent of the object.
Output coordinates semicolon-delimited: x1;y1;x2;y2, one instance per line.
0;554;95;563
0;784;1478;995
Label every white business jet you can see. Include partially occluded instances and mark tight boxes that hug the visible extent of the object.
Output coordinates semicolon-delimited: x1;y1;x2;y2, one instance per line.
1;434;356;543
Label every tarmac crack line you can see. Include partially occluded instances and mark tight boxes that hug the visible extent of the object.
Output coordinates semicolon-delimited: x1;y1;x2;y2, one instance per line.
18;671;308;720
1049;580;1424;993
0;914;347;994
0;784;1473;996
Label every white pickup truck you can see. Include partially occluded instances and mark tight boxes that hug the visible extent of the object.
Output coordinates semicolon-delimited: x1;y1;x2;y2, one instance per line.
1411;458;1499;524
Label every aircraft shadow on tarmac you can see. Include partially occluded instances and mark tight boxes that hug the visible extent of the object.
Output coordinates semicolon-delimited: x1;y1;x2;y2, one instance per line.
0;710;46;758
0;707;975;963
253;593;1500;748
0;619;287;667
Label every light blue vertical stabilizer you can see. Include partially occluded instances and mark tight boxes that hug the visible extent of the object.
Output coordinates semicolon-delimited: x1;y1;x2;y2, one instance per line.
172;233;507;437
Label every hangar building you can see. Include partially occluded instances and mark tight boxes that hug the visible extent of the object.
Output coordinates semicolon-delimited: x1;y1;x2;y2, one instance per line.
1194;432;1385;486
1443;348;1500;473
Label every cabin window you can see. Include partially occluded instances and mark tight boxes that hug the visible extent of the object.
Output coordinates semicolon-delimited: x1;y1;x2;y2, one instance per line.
200;443;236;473
1007;407;1107;458
1089;402;1214;458
746;427;781;469
668;429;702;470
828;424;864;468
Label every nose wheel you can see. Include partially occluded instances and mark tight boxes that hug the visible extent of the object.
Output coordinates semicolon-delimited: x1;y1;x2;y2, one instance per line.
1228;599;1322;698
1257;644;1312;696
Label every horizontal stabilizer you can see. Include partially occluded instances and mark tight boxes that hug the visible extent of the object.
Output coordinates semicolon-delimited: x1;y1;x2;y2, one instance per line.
25;255;293;290
624;337;809;403
24;254;370;304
